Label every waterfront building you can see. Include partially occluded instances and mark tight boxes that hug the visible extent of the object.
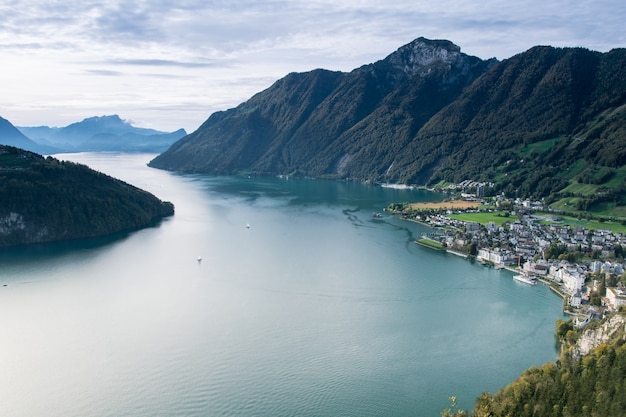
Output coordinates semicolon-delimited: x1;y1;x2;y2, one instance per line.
554;266;585;295
564;272;585;295
570;292;582;308
523;260;549;276
477;248;512;265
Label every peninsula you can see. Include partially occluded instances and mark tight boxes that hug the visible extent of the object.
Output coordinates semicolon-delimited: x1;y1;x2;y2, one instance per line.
0;145;174;247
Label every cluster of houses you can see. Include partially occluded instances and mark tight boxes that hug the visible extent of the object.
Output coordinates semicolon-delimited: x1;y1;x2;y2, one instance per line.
443;180;494;199
411;200;626;321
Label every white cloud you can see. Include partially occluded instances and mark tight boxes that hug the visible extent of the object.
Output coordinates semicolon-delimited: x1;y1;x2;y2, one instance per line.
1;0;624;132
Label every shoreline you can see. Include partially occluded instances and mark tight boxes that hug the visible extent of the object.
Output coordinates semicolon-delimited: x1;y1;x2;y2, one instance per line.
411;220;570;305
446;248;468;258
402;211;571;302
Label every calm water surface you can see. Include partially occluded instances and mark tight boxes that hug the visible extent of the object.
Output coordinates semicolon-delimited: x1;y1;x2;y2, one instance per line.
0;153;564;417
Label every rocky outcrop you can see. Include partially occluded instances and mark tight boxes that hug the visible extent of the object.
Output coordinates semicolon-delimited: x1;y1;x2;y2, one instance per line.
570;313;626;360
382;37;492;86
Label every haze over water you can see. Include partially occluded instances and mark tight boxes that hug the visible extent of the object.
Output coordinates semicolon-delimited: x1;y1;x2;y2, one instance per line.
0;153;564;417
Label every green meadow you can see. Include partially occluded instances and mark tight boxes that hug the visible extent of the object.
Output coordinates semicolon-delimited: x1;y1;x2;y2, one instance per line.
447;211;511;226
537;215;626;234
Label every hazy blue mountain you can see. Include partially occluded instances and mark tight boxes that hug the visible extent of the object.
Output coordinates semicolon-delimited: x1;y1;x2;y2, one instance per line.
18;115;186;152
0;116;59;154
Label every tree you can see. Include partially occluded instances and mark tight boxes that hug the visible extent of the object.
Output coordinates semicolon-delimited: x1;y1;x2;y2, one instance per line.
565;329;578;345
468;242;478;257
556;319;573;340
441;397;468;417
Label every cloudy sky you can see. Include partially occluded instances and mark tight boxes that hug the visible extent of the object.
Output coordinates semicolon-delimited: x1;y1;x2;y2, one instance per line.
1;0;625;133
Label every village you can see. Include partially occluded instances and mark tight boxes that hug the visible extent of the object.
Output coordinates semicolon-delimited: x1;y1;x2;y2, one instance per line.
390;187;626;328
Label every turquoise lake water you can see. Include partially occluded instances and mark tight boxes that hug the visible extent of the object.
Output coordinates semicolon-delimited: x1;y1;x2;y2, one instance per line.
0;153;564;417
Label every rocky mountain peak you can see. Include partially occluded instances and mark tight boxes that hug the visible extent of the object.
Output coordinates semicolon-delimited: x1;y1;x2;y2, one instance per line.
384;37;463;78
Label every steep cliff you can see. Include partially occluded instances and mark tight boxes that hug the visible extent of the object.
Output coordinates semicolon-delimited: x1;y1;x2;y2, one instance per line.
570;313;626;359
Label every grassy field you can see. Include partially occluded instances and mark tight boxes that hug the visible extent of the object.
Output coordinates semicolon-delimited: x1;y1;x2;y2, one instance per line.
521;137;561;155
416;238;445;250
446;211;626;233
537;215;626;234
408;200;481;210
550;196;626;218
561;182;601;196
447;211;512;226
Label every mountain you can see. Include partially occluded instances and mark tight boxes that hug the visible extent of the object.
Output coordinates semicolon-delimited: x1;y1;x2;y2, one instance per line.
0;145;174;247
0;116;57;154
149;38;495;176
149;37;626;216
387;46;626;200
18;115;187;152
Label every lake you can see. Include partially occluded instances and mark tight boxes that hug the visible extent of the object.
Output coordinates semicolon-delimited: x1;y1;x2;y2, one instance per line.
0;153;564;417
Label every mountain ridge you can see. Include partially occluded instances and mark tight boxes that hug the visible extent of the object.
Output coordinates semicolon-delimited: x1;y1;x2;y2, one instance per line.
149;37;626;215
150;37;495;178
0;116;57;154
15;115;187;153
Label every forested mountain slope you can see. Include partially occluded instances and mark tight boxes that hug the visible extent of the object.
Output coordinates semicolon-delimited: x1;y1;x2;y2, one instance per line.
389;46;626;197
149;37;495;178
150;37;626;214
0;145;174;247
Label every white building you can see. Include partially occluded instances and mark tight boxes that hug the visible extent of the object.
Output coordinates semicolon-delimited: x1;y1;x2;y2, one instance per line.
523;260;549;276
477;248;511;265
606;287;626;311
570;292;582;308
554;267;585;295
591;261;603;273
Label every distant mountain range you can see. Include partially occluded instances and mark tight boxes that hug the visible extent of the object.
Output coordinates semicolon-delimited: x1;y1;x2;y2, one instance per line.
149;37;626;217
0;116;57;154
0;115;186;153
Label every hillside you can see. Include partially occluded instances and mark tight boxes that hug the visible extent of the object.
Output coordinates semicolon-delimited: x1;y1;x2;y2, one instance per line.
149;37;626;217
460;312;626;417
149;38;495;176
18;115;187;153
0;145;174;247
389;46;626;216
0;116;57;154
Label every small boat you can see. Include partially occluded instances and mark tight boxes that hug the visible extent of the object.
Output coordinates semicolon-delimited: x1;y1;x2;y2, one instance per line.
246;224;251;229
513;273;537;285
197;256;202;262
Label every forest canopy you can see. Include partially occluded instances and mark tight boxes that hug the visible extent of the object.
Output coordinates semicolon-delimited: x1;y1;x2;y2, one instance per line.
0;145;174;247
